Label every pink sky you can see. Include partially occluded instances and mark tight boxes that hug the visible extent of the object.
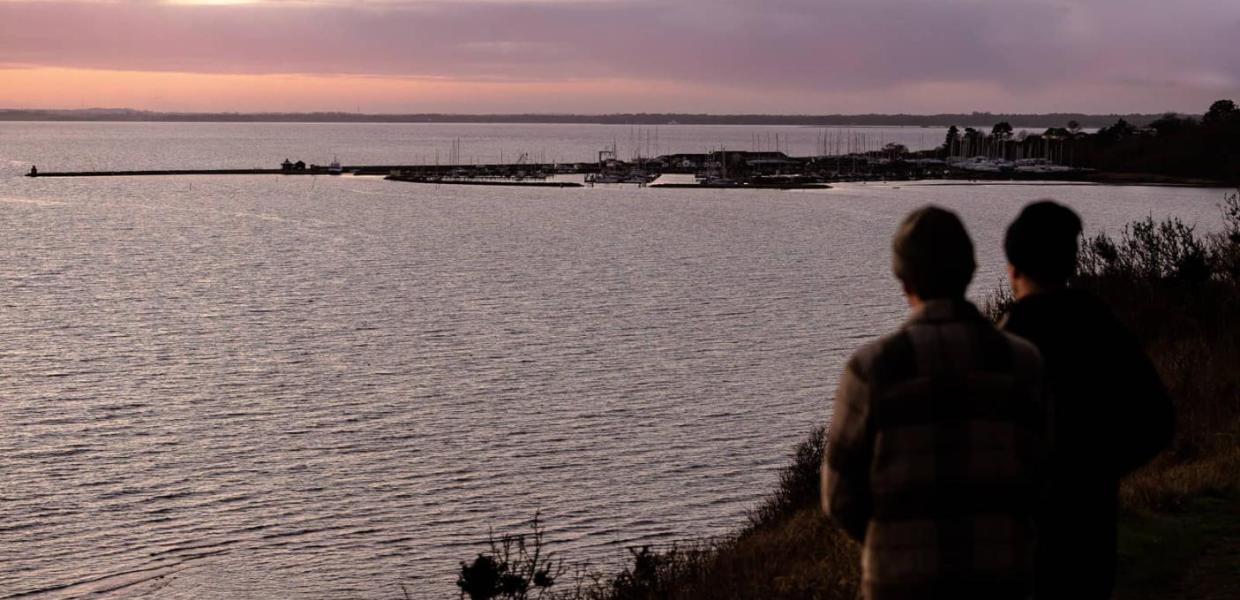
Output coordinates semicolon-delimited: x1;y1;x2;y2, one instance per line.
2;0;1237;114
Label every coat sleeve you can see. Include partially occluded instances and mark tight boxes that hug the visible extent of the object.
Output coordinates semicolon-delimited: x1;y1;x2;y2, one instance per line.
1110;329;1175;477
821;358;875;542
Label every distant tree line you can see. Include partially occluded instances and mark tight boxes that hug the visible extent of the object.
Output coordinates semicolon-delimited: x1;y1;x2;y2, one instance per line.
938;99;1239;182
0;108;1188;129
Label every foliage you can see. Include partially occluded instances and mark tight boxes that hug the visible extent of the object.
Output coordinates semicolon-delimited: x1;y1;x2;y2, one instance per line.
944;125;960;156
980;278;1015;323
1203;100;1238;126
1080;99;1239;181
934;99;1238;182
457;513;565;600
747;426;826;529
881;142;909;157
1210;191;1240;282
1078;216;1212;283
1075;192;1239;286
605;543;716;600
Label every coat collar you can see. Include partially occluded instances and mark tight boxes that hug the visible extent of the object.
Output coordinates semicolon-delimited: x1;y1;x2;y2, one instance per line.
907;297;983;324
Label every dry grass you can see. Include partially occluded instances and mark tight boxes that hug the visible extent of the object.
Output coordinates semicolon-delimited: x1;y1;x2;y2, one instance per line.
1120;443;1240;511
590;510;859;600
1119;300;1240;512
574;429;860;600
1092;265;1240;511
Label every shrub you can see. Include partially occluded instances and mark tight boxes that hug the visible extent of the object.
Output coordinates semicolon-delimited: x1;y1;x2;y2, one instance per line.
747;426;826;529
1209;191;1240;282
606;542;718;600
457;513;565;600
981;279;1015;322
1079;216;1212;283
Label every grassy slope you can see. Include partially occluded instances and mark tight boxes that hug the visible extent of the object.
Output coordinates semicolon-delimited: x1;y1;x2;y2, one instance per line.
1114;494;1240;600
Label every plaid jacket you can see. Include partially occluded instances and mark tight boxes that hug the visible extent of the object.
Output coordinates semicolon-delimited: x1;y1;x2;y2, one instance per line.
822;299;1047;600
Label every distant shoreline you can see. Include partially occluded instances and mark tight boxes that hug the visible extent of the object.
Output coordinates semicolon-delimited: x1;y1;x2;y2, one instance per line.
0;109;1174;129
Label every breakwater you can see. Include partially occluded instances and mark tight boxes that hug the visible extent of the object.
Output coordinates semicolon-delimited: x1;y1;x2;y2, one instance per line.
24;163;575;178
27;168;292;177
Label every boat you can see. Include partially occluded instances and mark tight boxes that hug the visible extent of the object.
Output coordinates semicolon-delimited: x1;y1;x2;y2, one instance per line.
1013;158;1077;174
328;157;343;175
951;156;1011;173
585;173;627;184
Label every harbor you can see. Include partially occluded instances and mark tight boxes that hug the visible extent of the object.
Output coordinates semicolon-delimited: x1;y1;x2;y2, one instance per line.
32;125;1224;189
22;150;1104;189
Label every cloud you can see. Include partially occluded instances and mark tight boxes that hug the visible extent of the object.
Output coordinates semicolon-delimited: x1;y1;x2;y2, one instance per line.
1;0;1237;112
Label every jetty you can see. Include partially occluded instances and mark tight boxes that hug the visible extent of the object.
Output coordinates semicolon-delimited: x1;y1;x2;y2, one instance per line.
27;168;295;177
24;161;587;179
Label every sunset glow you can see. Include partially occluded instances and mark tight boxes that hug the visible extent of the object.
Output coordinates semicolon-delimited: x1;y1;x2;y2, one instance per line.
3;0;1238;113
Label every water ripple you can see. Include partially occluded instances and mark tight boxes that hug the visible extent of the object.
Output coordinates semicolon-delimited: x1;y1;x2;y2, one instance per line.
1;136;1226;598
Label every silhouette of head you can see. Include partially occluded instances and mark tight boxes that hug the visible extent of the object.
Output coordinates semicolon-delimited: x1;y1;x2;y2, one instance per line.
892;206;976;299
1005;200;1083;285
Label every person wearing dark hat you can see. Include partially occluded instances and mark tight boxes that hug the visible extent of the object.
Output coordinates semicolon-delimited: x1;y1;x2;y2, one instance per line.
823;205;1048;599
1001;200;1174;599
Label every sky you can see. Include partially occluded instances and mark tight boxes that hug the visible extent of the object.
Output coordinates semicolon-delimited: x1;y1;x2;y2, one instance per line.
1;0;1238;114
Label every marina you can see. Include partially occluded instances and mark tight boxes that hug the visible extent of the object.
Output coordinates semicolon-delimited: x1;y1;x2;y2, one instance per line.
385;175;584;188
22;148;1105;190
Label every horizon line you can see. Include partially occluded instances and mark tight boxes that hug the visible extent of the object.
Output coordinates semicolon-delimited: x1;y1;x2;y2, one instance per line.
0;107;1199;118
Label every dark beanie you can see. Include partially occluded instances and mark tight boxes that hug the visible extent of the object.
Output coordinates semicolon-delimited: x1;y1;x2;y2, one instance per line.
1004;200;1083;284
892;205;976;299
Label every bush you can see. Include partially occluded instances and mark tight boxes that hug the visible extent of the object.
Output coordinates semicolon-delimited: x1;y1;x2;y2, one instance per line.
981;279;1015;322
1209;191;1240;282
1079;216;1212;283
594;508;859;600
457;513;565;600
747;426;826;529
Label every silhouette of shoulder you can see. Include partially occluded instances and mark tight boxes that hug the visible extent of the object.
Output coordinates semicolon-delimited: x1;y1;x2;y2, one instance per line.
847;302;1041;390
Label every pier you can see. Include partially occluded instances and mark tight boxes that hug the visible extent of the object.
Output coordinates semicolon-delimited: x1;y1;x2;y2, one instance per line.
27;168;295;177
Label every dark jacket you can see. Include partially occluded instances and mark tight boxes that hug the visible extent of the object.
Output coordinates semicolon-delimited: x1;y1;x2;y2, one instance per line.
1001;289;1174;599
823;299;1047;600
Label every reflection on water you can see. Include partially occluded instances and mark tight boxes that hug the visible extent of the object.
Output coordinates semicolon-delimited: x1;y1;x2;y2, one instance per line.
0;124;1227;598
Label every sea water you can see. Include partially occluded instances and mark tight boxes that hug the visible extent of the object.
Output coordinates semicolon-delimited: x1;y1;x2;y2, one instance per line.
0;123;1226;598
